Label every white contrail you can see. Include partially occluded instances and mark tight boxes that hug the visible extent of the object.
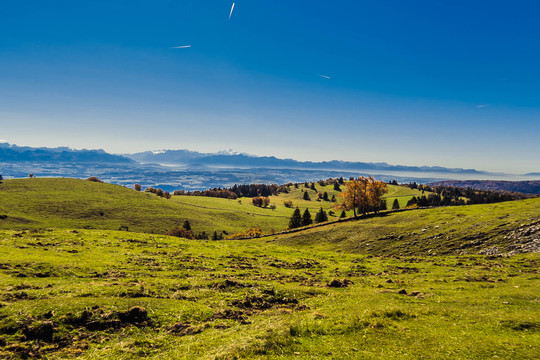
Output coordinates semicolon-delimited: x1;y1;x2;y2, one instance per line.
171;45;192;49
476;104;489;108
229;2;235;20
318;74;331;79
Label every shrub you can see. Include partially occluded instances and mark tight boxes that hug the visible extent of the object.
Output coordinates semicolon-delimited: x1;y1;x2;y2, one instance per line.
283;200;294;208
86;176;102;182
227;228;263;239
166;228;194;239
252;196;270;207
134;183;142;191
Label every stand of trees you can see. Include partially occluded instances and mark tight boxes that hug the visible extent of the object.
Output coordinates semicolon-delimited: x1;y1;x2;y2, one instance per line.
404;183;529;206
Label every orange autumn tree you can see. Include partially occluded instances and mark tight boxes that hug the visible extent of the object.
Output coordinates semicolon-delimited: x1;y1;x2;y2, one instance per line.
335;176;388;218
367;177;388;214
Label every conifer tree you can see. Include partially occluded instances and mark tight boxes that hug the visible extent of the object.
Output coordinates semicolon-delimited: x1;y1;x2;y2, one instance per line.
392;199;400;210
315;207;328;223
289;207;302;229
303;191;311;201
183;220;191;231
302;209;312;226
340;210;346;218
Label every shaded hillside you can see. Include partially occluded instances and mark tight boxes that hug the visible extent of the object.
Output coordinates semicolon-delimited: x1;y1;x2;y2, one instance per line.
272;198;540;256
428;180;540;195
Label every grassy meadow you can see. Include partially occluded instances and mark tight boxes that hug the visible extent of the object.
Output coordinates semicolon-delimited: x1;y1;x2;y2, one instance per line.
0;229;538;359
0;178;538;359
0;178;424;236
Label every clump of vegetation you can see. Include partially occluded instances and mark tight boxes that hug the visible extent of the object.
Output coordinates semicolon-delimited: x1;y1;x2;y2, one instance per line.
283;200;294;208
166;227;194;239
86;176;103;182
227;227;264;239
252;196;270;207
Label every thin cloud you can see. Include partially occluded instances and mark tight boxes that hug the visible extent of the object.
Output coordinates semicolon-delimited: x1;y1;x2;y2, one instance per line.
476;104;489;108
229;3;235;20
318;74;331;79
171;45;192;49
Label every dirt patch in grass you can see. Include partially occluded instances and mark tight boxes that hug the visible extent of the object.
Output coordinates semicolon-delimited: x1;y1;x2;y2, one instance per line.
167;322;204;336
230;289;300;311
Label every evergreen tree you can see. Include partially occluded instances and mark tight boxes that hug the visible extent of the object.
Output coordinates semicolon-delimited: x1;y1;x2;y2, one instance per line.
333;182;341;191
323;192;329;201
331;194;336;202
301;209;312;226
379;199;387;211
340;210;346;218
392;198;400;210
315;207;328;223
183;220;191;231
289;208;302;229
303;191;311;201
310;183;316;191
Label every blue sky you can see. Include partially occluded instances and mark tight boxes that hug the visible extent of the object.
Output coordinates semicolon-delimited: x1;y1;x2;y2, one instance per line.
1;0;539;174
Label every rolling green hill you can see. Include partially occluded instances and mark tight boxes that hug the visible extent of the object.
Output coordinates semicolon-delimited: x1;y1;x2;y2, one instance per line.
0;178;538;359
272;197;540;256
0;178;424;235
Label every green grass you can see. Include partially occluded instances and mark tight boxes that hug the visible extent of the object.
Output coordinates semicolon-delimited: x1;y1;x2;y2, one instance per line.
273;197;540;255
0;178;425;235
0;178;538;358
0;229;538;359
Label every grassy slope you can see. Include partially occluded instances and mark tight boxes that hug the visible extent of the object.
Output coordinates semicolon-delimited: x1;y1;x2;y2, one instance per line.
272;197;540;256
0;179;423;235
0;229;538;359
0;178;289;234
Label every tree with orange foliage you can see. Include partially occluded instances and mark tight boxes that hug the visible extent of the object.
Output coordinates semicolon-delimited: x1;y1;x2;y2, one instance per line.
335;176;388;218
367;177;388;214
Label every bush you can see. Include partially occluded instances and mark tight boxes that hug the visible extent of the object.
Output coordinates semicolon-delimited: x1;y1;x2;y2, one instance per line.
134;183;142;191
252;196;270;207
283;200;294;208
227;228;263;239
86;177;102;183
166;228;194;239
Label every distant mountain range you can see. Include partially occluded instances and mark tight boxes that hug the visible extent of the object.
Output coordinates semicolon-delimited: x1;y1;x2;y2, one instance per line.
0;143;134;164
125;149;486;175
1;143;538;190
